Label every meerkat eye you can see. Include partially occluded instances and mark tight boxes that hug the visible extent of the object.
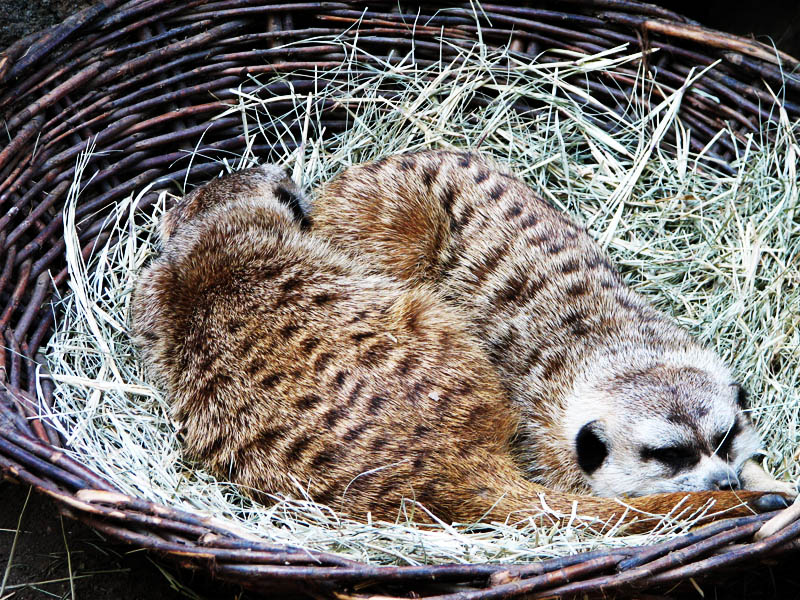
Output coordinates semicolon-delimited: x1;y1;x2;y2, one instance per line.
713;419;741;459
641;445;699;470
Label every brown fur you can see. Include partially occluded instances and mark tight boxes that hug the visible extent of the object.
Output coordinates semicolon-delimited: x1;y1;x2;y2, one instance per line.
132;165;780;534
311;150;790;501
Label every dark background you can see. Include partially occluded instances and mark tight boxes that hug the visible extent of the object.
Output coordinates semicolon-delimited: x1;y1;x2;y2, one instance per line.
1;1;799;599
1;0;799;55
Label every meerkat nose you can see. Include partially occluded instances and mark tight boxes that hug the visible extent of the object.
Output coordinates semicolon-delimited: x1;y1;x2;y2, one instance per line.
712;474;740;491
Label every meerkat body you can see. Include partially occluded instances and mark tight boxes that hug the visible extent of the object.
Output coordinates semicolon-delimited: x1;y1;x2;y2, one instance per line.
311;150;796;499
132;165;784;531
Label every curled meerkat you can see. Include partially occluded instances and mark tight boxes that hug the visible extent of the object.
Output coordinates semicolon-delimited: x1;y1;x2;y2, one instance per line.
311;150;796;500
131;165;786;532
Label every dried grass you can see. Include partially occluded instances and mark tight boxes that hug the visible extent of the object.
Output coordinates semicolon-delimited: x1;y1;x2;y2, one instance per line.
36;23;799;566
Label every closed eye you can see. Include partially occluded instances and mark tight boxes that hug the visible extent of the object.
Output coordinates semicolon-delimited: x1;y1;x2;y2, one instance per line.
641;445;700;471
713;419;741;460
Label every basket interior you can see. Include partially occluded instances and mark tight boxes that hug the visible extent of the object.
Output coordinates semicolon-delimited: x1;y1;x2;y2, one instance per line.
37;31;800;565
1;2;799;594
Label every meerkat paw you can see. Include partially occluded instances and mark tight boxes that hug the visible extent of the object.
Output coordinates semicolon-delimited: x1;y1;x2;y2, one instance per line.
740;458;798;497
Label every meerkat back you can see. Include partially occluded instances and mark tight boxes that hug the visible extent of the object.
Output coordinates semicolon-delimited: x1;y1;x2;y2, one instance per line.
131;166;509;520
310;150;796;501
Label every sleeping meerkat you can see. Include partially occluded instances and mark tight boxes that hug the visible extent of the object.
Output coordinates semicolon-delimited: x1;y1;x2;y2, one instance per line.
131;165;786;532
311;150;796;500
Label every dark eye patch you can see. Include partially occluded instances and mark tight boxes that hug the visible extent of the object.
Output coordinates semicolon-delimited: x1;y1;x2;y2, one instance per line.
713;419;741;460
732;383;749;409
641;445;700;472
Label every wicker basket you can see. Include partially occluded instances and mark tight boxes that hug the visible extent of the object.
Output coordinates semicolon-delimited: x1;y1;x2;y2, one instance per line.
1;1;799;597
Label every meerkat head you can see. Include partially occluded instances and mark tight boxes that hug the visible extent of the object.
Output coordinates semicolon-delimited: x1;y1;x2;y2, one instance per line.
160;164;309;244
563;346;762;497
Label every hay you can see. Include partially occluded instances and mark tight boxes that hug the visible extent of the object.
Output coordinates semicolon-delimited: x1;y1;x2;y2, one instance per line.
37;24;799;566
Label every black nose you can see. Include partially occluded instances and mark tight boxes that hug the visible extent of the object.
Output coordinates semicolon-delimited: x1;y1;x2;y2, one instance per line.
713;476;740;490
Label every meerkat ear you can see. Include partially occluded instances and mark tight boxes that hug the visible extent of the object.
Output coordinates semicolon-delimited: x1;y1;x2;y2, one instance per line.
733;384;749;409
576;420;608;475
274;184;311;229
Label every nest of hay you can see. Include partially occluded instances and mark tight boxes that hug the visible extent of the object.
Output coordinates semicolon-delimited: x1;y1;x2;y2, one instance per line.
1;2;799;598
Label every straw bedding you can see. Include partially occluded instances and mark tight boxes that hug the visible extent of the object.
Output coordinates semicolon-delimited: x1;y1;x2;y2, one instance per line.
38;33;799;566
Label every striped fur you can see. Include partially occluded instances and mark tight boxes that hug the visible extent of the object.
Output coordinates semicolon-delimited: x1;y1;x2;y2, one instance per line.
311;150;794;500
131;164;786;532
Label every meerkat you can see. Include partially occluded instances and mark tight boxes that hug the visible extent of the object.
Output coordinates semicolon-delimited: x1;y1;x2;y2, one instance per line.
131;165;786;533
310;150;797;500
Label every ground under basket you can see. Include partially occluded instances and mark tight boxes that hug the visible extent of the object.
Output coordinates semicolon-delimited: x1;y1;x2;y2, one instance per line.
1;1;799;598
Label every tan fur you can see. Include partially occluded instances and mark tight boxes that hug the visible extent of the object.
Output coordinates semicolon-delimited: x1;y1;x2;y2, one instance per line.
131;165;783;532
311;150;793;500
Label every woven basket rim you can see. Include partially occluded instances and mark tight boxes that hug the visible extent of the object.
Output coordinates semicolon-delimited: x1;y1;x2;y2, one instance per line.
1;1;799;597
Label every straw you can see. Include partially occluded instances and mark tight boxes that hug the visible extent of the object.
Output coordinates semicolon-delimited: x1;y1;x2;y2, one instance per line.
40;31;799;566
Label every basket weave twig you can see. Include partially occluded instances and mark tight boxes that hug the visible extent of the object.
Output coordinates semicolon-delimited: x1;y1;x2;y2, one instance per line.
1;1;799;597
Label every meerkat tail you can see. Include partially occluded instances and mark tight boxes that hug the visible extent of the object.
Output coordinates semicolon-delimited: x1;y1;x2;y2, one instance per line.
425;450;787;534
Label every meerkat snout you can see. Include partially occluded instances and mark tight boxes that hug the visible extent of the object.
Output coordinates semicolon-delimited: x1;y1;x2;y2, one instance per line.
707;464;740;491
573;412;755;497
